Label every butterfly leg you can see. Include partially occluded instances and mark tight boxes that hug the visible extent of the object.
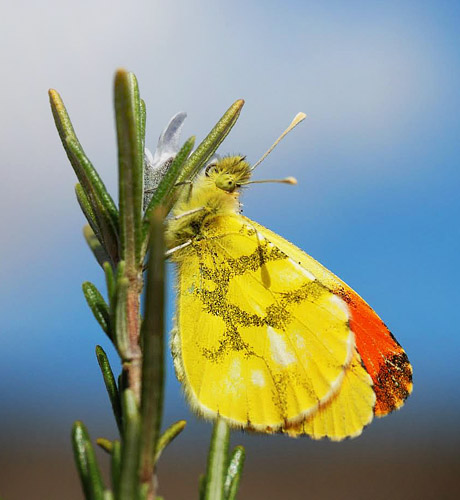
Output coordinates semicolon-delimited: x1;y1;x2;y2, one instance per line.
172;206;206;220
165;239;192;258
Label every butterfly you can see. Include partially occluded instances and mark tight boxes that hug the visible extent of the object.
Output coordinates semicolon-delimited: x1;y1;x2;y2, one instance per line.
165;113;412;440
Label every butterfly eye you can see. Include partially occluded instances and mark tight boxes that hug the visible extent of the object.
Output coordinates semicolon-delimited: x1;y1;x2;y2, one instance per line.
205;164;216;177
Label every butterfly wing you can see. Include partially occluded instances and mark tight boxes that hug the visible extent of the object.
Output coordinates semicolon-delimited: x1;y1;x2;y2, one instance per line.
244;217;413;417
171;214;358;431
285;350;375;440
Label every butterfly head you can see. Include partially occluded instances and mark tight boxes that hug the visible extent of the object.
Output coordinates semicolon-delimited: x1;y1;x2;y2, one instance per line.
205;155;251;193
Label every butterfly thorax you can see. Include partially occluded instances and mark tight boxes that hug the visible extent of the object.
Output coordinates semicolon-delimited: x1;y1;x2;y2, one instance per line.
166;156;251;253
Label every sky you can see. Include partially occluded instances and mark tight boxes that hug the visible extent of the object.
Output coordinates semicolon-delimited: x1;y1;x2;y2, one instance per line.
1;0;459;497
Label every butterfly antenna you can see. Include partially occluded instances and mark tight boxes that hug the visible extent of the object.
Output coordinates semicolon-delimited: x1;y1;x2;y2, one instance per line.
242;176;297;186
250;112;307;171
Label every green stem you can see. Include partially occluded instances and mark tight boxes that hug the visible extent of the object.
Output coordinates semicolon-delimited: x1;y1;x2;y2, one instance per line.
139;208;166;499
119;389;141;499
114;69;144;403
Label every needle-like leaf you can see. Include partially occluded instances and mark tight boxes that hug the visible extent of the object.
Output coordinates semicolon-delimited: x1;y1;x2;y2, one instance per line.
140;98;147;151
49;89;119;262
178;99;244;184
224;446;245;500
96;438;114;454
114;69;144;269
83;224;112;269
204;418;230;500
96;345;123;434
72;421;105;500
199;474;207;500
111;440;122;499
76;184;102;245
104;261;116;306
113;261;130;358
82;282;111;339
154;420;187;463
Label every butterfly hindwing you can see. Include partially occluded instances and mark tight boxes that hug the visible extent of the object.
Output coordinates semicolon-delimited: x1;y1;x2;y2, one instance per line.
285;350;375;440
172;214;356;431
244;217;413;417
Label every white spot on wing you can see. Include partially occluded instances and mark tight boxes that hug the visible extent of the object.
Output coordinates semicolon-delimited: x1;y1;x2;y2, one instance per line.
289;258;315;280
251;370;265;387
255;231;266;243
229;359;241;379
224;359;244;394
267;326;296;366
329;295;350;319
295;333;306;350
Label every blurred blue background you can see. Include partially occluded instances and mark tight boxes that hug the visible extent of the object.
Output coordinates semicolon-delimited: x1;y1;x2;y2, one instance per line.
1;0;459;498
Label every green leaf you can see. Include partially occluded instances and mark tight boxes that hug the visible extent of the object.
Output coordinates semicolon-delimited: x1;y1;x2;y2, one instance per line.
103;491;114;500
66;138;120;263
140;99;147;151
204;418;230;500
139;208;166;489
49;89;119;261
71;421;105;500
111;440;122;499
76;183;103;249
49;89;119;223
113;261;130;358
104;261;116;306
178;99;244;184
96;346;123;435
154;420;187;463
119;389;141;500
224;446;245;500
138;484;150;500
199;474;207;500
114;69;144;269
96;438;114;454
83;224;112;268
82;282;111;338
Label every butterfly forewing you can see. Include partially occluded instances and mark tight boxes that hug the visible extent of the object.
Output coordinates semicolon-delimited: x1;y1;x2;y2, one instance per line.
244;217;413;417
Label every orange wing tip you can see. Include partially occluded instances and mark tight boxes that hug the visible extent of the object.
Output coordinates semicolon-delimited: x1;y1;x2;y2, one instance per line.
374;351;413;417
333;285;413;417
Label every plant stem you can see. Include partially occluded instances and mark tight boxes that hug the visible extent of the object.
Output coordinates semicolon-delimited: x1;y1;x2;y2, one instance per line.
114;69;145;404
139;208;166;499
124;282;143;402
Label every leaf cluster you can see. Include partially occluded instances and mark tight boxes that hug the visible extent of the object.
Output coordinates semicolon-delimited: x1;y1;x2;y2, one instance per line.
49;69;245;499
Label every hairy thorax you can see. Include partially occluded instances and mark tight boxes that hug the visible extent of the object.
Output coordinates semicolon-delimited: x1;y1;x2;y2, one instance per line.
165;173;241;251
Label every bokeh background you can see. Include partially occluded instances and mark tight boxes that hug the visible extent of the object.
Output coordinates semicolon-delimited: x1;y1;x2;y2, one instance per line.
1;0;459;498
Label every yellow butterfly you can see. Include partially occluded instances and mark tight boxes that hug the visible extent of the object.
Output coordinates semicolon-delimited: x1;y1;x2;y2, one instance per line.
166;114;412;441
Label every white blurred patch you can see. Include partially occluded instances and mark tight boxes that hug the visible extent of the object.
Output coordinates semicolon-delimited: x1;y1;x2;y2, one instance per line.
224;359;244;394
251;370;265;387
329;295;350;319
267;326;296;366
289;258;315;280
295;333;306;350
